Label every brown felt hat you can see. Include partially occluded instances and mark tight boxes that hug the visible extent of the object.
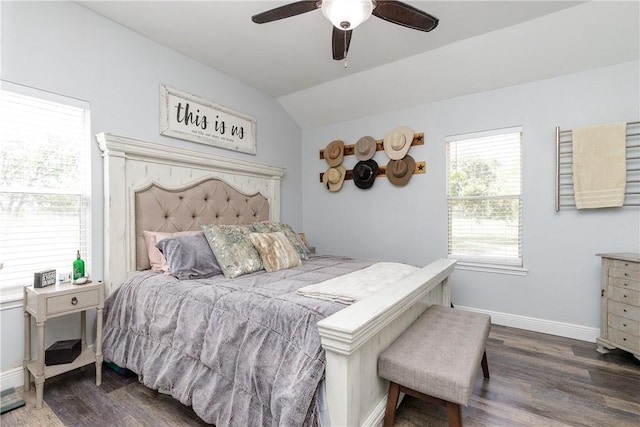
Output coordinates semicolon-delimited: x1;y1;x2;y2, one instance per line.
386;155;416;186
323;165;346;192
383;126;414;160
324;140;344;167
355;136;376;161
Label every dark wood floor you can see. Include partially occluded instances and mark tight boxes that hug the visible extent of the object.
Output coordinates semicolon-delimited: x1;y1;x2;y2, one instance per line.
2;325;639;426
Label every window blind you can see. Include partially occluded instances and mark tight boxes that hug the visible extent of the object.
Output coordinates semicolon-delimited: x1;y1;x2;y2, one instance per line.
0;82;90;296
446;127;523;267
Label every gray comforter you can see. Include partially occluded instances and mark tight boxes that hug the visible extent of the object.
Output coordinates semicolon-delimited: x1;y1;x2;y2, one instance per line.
102;255;376;427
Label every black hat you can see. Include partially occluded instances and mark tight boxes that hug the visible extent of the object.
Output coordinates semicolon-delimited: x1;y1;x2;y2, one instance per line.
353;159;378;190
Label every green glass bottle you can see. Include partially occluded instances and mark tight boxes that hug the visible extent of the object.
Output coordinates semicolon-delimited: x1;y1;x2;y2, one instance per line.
73;250;85;280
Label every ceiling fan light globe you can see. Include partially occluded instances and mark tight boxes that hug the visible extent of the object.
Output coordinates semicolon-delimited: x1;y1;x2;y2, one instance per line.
322;0;374;31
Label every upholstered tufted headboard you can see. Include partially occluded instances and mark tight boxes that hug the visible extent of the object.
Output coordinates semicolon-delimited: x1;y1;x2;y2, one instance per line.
134;179;269;270
97;132;284;294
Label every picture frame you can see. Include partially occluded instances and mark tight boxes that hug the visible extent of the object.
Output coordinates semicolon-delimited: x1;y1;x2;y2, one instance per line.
159;84;257;155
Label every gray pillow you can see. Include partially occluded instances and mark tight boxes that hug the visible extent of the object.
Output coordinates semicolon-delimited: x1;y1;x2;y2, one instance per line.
155;232;222;280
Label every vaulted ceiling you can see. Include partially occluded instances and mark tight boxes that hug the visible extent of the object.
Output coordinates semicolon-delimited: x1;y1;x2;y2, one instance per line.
78;1;639;128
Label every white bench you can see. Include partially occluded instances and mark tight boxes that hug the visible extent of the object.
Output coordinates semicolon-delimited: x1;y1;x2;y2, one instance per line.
378;305;491;427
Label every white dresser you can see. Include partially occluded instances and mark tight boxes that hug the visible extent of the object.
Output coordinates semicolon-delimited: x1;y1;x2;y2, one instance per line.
596;253;640;361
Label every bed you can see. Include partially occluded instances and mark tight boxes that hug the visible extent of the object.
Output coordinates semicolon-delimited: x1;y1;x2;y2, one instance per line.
97;132;455;426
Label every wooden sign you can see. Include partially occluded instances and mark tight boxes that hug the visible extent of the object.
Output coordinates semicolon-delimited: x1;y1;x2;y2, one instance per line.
160;84;256;155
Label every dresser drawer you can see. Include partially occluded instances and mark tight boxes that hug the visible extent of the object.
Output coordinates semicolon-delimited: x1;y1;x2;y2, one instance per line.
608;300;640;322
608;285;640;306
608;327;640;351
609;314;640;337
611;259;640;271
609;277;640;292
609;267;640;282
46;289;100;315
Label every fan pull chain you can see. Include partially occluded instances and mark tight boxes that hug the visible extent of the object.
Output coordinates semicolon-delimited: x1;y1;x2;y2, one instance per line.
344;32;348;69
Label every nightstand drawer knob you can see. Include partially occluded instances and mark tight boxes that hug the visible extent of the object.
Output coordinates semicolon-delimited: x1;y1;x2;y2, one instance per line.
71;297;78;305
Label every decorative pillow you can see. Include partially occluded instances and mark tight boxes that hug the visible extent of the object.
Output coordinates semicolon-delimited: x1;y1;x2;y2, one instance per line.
143;230;200;272
248;231;301;273
155;232;222;280
202;224;263;279
252;222;310;260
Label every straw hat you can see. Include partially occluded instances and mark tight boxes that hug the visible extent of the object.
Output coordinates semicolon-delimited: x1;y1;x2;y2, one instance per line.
354;136;377;161
323;165;346;192
386;155;416;186
324;140;345;166
383;126;414;160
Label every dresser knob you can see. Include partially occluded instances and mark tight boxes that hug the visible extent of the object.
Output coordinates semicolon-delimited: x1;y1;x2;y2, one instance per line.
71;297;78;305
623;323;627;327
623;337;627;341
624;272;628;276
624;309;627;312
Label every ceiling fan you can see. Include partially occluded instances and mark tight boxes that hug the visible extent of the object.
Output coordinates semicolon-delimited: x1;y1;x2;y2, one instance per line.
251;0;439;61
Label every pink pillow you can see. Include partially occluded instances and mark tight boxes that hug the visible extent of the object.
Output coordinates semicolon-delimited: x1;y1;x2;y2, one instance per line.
143;230;199;272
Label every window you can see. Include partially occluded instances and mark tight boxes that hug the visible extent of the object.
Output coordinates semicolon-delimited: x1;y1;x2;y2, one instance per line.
446;127;523;272
0;82;91;300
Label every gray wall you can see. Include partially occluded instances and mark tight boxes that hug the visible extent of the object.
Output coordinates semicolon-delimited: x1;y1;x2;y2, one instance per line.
1;0;639;382
302;60;640;336
0;1;301;374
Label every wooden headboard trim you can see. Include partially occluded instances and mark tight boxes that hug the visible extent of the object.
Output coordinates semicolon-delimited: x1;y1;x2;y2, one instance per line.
96;132;284;294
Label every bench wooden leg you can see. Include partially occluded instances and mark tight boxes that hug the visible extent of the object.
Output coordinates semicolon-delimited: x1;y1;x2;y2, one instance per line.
481;350;490;379
384;382;401;427
446;401;462;427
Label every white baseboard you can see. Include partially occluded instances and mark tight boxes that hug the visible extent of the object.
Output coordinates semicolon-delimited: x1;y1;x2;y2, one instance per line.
1;343;96;392
0;366;24;391
455;305;600;343
361;391;406;427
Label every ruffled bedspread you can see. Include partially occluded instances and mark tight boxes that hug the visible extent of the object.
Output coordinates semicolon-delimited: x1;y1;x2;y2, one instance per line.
102;255;376;427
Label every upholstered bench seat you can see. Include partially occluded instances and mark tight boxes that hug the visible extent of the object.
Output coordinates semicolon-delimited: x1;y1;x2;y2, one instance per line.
378;305;491;427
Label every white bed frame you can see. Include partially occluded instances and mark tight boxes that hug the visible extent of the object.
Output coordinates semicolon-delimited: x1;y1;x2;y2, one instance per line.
97;132;455;427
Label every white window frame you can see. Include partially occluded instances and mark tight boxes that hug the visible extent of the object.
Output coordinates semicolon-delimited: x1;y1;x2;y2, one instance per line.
446;126;526;275
0;81;91;305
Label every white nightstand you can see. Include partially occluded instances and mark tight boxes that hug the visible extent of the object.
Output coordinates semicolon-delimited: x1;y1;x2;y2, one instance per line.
23;280;105;409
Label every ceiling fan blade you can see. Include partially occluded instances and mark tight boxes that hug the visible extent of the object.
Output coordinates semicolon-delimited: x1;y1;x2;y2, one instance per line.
332;27;353;60
372;1;439;32
252;1;320;24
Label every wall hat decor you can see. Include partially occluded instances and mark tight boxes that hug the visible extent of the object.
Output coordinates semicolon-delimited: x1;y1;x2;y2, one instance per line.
387;155;416;186
324;140;345;166
384;126;414;160
318;130;426;191
323;164;347;191
353;159;379;189
355;136;377;160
